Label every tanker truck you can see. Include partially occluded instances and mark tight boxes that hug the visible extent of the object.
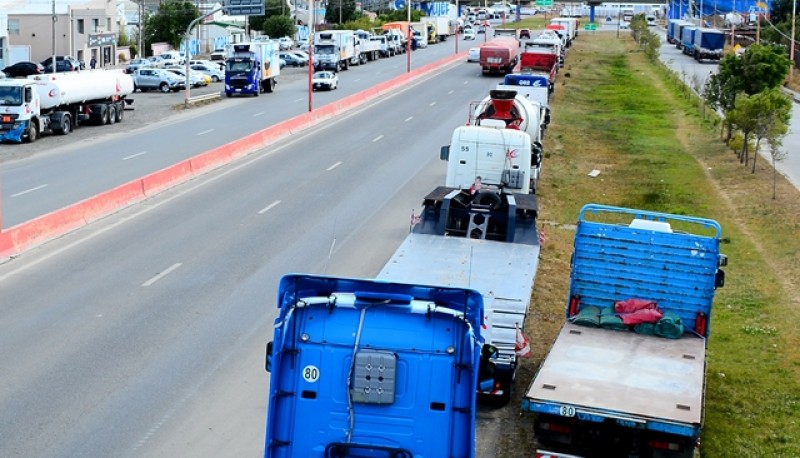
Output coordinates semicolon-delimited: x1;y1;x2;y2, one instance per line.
0;70;134;143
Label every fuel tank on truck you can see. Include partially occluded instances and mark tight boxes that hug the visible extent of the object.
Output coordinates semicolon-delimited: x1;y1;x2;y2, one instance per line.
29;70;134;110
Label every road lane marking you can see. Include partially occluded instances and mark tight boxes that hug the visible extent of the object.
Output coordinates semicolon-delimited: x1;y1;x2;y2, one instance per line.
197;129;214;136
123;152;147;161
142;263;182;287
11;184;48;197
327;161;343;171
429;102;436;106
258;200;282;214
448;90;454;94
294;97;304;102
253;111;265;117
354;78;361;82
464;81;469;85
405;116;413;122
372;135;384;142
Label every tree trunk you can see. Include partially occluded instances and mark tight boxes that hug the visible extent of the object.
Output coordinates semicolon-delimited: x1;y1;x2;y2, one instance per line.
751;138;759;173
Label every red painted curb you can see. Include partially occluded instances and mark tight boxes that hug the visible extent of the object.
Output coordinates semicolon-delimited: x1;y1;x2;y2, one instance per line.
0;51;468;260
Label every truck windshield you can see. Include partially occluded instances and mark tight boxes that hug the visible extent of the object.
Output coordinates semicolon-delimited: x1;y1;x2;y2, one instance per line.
226;61;253;74
315;46;335;55
0;87;23;106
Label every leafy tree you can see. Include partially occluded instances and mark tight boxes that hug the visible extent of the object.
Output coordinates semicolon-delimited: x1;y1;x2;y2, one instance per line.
249;0;292;32
378;9;423;22
766;126;789;200
326;0;358;24
738;44;792;95
726;91;761;165
263;15;296;38
144;0;201;51
704;55;743;141
749;88;792;173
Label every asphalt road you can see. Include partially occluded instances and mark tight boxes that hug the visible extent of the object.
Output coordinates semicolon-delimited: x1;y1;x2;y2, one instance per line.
0;53;510;457
0;36;477;229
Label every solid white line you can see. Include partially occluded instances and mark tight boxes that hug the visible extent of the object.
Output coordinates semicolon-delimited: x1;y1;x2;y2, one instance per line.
253;111;265;117
11;184;48;197
372;135;384;142
258;200;281;214
327;161;343;171
197;129;214;136
429;102;436;106
448;90;454;94
123;152;147;161
142;262;182;287
404;116;413;122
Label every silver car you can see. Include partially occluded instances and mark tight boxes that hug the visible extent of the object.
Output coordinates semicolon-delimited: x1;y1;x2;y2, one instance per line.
189;63;224;82
132;68;185;93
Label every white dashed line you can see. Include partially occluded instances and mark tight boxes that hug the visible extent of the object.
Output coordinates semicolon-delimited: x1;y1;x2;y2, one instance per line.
405;116;413;122
11;184;48;197
258;200;282;215
429;102;436;106
197;129;214;136
294;97;305;102
123;152;147;161
463;81;469;85
142;263;182;287
253;111;265;117
372;135;384;142
327;161;343;171
448;90;454;94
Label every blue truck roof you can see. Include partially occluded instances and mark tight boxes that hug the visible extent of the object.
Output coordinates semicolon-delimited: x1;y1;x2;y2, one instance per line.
569;204;723;336
265;274;483;458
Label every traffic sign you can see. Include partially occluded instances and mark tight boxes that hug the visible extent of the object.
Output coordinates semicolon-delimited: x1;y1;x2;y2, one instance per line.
223;0;265;16
535;0;553;6
584;23;597;31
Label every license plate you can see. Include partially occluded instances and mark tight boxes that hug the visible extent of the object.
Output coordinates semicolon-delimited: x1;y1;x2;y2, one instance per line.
488;57;502;64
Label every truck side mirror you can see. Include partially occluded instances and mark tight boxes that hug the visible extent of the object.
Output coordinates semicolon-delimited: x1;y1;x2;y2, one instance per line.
715;269;725;288
265;341;273;372
440;145;450;161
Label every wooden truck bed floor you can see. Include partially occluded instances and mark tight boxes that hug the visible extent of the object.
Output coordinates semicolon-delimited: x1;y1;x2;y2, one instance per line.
525;322;706;425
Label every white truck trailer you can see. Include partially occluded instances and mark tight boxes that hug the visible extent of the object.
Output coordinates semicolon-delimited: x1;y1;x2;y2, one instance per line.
0;70;134;143
354;29;382;64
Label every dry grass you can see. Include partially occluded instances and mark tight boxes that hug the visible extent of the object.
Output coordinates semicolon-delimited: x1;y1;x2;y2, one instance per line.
492;31;800;457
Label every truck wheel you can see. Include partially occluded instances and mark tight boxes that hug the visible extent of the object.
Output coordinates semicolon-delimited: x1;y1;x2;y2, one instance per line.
159;82;170;93
115;103;124;123
55;115;72;135
102;106;112;125
265;79;274;93
24;121;39;143
107;105;116;125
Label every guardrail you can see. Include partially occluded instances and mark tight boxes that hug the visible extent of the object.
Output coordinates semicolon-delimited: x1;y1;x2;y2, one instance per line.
185;91;222;107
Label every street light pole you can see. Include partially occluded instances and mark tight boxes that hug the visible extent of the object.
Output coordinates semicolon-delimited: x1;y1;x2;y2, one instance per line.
309;0;315;111
51;0;57;74
455;0;459;54
406;0;411;73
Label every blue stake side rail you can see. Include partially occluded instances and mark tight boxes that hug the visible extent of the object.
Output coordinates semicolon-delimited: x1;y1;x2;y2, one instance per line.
265;274;484;458
523;204;726;455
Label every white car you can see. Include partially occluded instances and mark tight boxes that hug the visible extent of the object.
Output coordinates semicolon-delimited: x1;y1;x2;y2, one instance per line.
463;29;477;40
189;63;224;82
210;48;227;61
468;47;480;62
413;32;428;49
166;67;207;87
312;71;338;91
278;36;295;50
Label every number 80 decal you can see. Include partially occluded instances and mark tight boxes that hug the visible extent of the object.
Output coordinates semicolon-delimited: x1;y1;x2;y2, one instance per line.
559;405;576;417
302;365;320;383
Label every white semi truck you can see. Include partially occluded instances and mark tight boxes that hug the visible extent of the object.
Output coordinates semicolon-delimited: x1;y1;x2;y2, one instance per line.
0;70;134;143
314;30;358;72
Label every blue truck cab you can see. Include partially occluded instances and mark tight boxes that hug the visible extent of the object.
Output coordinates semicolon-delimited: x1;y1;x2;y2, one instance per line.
523;204;727;457
264;274;483;458
224;41;280;97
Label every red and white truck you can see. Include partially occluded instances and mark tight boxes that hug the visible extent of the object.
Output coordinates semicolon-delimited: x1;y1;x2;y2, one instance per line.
479;37;520;75
514;47;559;94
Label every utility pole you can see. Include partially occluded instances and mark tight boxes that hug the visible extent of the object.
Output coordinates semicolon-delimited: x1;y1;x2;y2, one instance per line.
791;0;796;81
406;0;411;73
51;0;57;74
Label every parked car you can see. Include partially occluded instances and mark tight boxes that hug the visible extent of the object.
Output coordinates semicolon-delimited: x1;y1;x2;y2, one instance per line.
298;42;311;52
159;50;186;66
312;71;338;91
210;48;227;61
41;55;82;73
189;63;224;82
190;59;225;72
166;67;208;87
463;28;477;40
412;31;428;49
2;61;44;77
278;36;295;50
279;52;306;67
132;68;185;92
467;47;480;62
147;55;166;68
126;58;151;74
290;50;309;61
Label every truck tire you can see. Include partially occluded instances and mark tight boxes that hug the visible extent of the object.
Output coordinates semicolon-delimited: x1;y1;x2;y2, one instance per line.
159;82;170;93
265;79;274;93
115;103;124;123
55;115;72;135
103;106;112;125
24;121;39;143
107;105;116;125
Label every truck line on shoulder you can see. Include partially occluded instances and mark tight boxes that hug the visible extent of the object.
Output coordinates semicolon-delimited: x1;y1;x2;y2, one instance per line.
0;70;133;143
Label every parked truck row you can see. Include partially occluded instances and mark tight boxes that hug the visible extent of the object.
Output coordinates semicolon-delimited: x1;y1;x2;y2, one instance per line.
668;19;725;61
262;20;727;458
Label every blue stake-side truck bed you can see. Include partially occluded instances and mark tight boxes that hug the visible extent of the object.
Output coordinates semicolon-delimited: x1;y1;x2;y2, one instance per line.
523;204;727;458
264;274;483;458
